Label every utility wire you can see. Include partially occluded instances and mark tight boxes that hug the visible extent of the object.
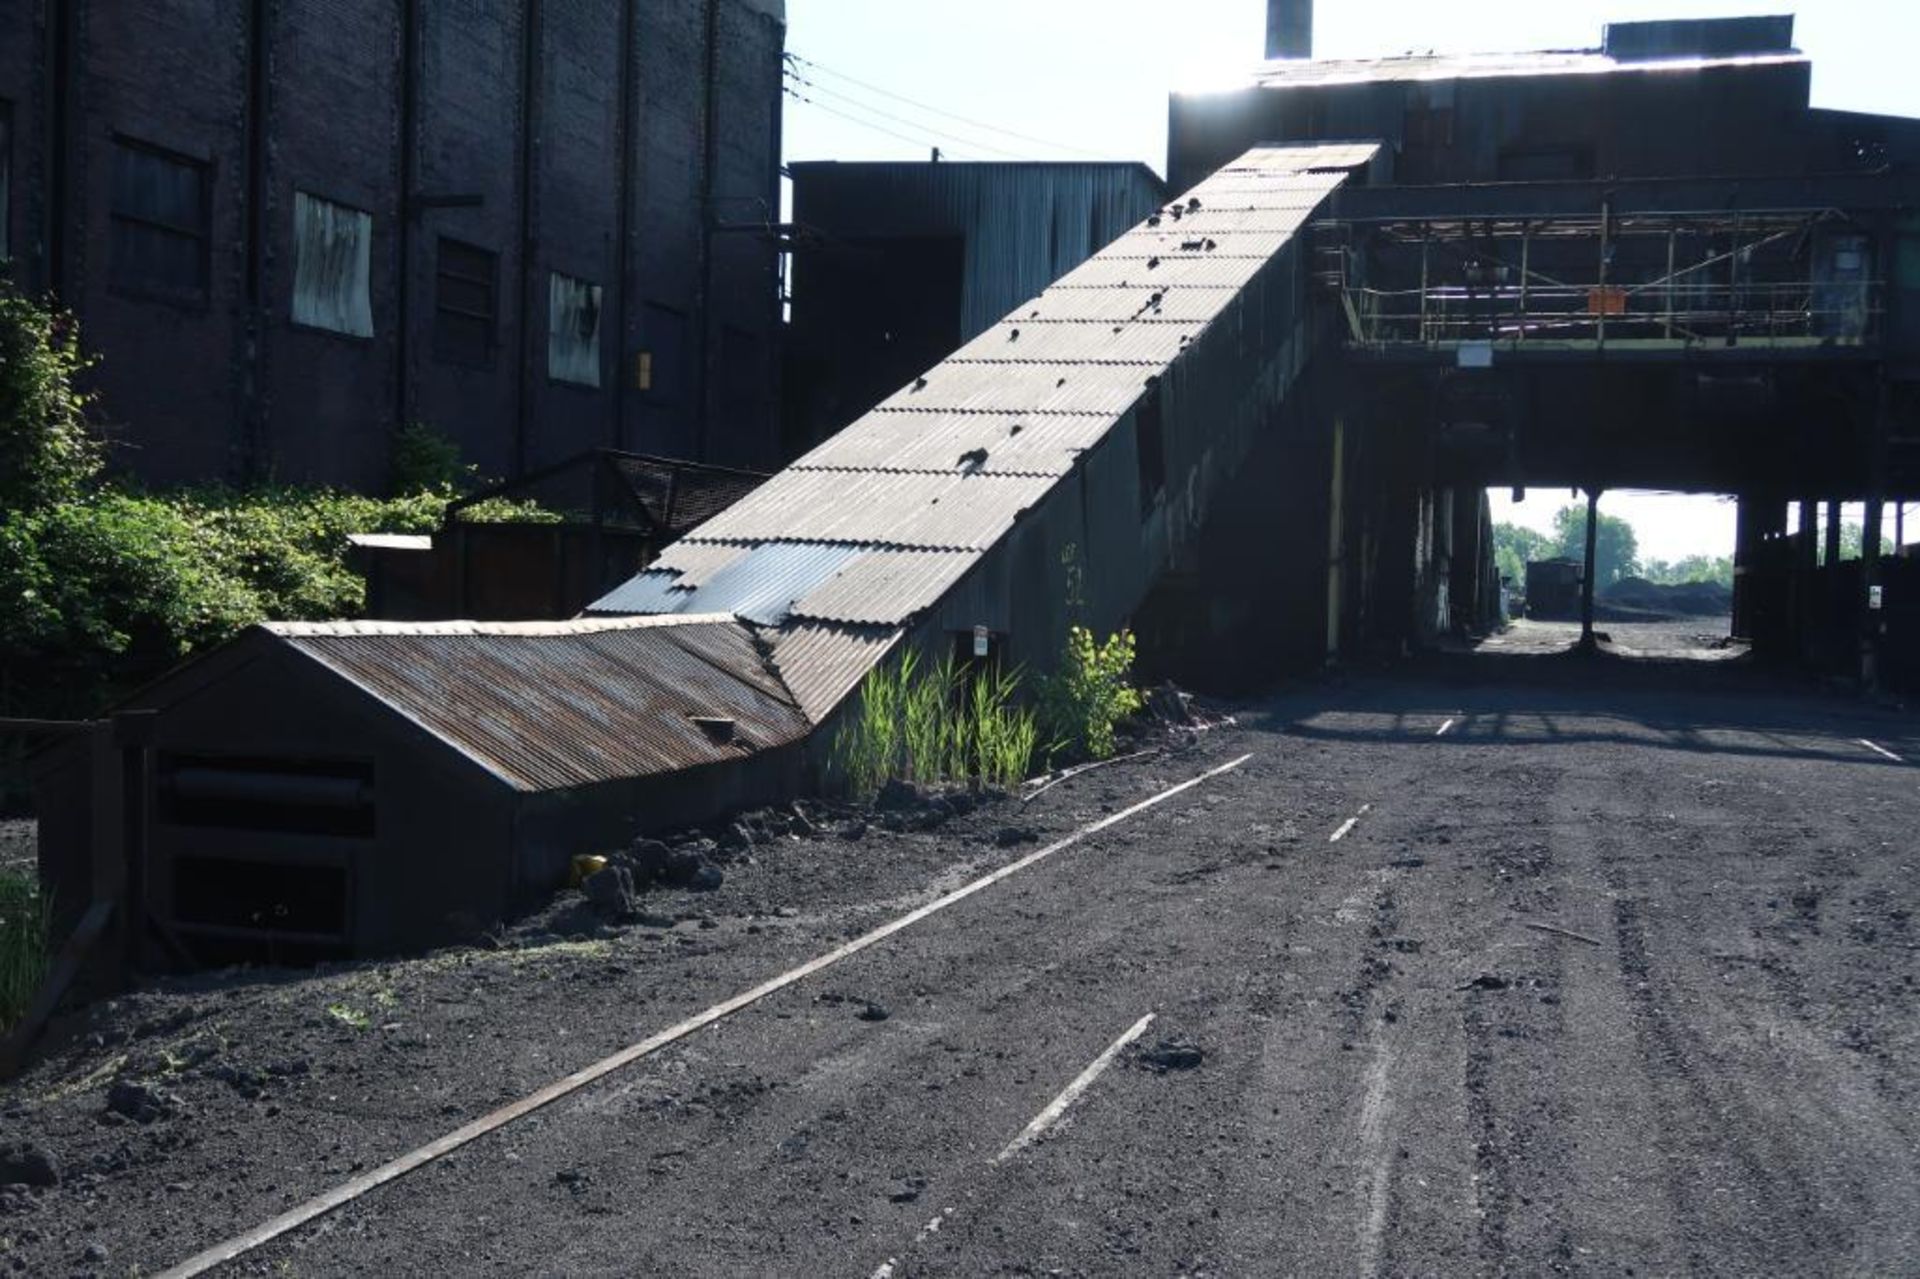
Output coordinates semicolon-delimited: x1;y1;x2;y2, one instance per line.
786;50;1115;161
782;85;990;159
784;66;1030;160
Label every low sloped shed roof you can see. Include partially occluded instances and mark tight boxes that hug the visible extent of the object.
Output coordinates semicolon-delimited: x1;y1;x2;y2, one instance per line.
266;615;812;792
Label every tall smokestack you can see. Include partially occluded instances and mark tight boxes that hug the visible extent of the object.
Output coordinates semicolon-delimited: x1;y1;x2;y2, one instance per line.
1266;0;1312;59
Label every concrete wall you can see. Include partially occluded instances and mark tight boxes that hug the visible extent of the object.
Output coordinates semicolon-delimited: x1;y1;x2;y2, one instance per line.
0;0;786;490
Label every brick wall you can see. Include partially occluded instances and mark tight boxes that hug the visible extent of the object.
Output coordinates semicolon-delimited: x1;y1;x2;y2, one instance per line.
2;0;786;491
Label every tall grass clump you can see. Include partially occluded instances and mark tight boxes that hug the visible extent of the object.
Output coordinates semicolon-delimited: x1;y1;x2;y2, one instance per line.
834;650;1038;801
0;869;50;1035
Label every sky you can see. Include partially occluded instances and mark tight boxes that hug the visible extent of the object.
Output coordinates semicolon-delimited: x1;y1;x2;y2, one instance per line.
780;1;1920;560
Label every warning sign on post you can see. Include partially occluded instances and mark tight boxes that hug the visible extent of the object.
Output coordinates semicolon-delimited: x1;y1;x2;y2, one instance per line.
973;625;990;658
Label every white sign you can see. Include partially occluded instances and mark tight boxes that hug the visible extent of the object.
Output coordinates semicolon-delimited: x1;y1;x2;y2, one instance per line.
973;625;990;657
1869;584;1884;611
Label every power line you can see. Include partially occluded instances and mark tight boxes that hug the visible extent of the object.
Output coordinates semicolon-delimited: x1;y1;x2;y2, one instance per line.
786;50;1115;161
784;66;1031;160
782;85;990;160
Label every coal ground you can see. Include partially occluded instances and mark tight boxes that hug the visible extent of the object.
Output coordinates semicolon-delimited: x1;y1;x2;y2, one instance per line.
2;634;1917;1277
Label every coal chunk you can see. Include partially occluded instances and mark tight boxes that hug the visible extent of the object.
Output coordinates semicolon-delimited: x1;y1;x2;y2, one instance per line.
1136;1038;1205;1073
105;1080;183;1124
582;865;638;918
0;1144;58;1188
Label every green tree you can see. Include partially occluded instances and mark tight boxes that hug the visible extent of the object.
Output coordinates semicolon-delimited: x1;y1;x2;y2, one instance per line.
0;279;99;512
1551;503;1640;586
1491;521;1554;585
1642;554;1734;587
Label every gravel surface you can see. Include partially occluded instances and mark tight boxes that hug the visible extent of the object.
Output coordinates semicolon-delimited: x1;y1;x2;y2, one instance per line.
1;640;1915;1277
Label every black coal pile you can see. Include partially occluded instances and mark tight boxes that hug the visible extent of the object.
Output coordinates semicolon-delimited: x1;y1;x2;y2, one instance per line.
1600;576;1732;618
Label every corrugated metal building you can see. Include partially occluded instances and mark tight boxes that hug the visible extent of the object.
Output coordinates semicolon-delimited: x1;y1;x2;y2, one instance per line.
0;0;788;490
784;161;1166;455
601;142;1377;711
38;615;811;962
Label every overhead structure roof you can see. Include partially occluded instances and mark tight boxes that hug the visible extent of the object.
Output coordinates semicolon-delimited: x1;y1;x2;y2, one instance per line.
591;143;1380;723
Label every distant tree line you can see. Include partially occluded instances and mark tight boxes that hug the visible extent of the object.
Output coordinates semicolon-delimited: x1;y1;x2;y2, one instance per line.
1493;501;1870;593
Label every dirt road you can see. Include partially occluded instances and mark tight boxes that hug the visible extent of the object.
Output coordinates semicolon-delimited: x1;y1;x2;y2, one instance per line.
3;639;1915;1276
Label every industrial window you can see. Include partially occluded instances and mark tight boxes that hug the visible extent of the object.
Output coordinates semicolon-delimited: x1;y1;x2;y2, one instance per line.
433;237;496;367
1403;82;1455;149
548;271;603;387
110;137;210;300
291;190;374;337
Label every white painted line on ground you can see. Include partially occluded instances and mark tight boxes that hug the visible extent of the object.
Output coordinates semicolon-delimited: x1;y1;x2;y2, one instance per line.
1860;738;1904;763
157;754;1254;1279
1330;803;1372;843
1435;717;1456;737
994;1012;1158;1165
871;1210;953;1278
1355;1022;1396;1278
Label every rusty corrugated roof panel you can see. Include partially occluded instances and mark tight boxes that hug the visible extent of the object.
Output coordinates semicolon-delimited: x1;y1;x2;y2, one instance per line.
769;622;902;723
275;617;810;792
791;549;979;626
791;411;1113;477
683;469;1055;550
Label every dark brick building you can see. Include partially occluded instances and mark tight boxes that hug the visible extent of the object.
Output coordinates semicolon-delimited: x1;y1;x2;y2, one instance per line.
0;0;786;490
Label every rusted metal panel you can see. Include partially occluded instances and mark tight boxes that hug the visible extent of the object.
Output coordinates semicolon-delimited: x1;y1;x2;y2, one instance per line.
873;361;1155;417
790;549;979;626
793;411;1115;477
683;469;1056;550
768;622;903;723
277;618;810;793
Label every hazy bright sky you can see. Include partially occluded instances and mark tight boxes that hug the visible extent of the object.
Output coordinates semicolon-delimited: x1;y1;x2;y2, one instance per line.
781;1;1920;560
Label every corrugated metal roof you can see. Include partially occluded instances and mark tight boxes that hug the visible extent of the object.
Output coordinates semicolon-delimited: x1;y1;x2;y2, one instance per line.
947;319;1204;365
1046;254;1268;291
669;541;866;625
649;540;751;586
1103;229;1302;260
791;411;1112;477
278;619;810;792
585;571;690;616
768;622;902;723
582;144;1368;728
1218;143;1382;171
266;615;733;638
682;469;1057;550
791;549;979;625
1017;288;1236;324
873;361;1156;416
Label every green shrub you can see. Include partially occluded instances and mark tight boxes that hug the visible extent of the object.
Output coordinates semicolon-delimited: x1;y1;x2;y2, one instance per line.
0;869;50;1035
833;650;1038;800
0;278;99;513
1038;626;1144;763
389;421;476;496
